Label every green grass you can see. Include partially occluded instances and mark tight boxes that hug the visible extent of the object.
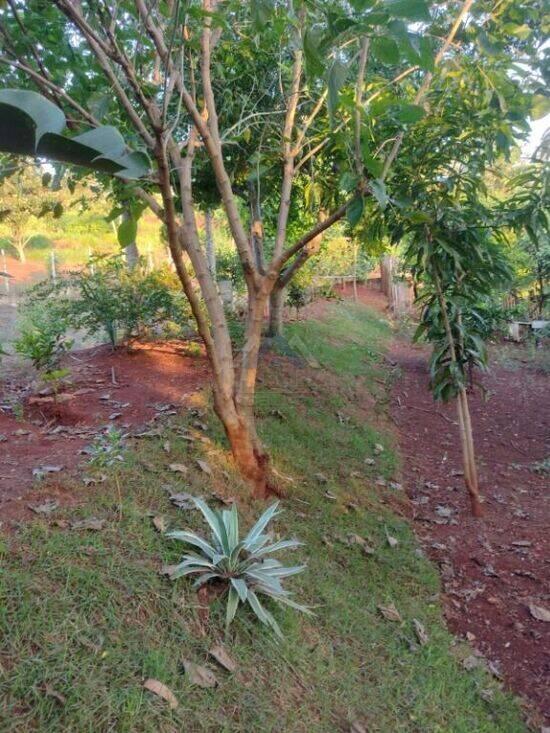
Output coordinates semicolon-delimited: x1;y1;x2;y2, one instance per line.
0;302;527;732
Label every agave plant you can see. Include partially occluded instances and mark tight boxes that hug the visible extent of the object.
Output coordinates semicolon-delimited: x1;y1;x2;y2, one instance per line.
166;499;310;637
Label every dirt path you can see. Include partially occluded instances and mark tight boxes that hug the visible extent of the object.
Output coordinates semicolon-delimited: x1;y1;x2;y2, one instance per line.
384;317;549;726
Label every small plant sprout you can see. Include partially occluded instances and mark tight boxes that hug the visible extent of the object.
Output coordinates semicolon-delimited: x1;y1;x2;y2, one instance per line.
167;500;310;637
87;427;126;468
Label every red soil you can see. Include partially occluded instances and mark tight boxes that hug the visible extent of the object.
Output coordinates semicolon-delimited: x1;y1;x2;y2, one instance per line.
352;286;549;726
0;341;209;523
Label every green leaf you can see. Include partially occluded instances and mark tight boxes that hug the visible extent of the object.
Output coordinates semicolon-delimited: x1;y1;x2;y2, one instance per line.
225;587;240;628
0;89;64;152
370;179;388;209
395;103;425;123
0;90;149;180
303;28;325;79
347;196;364;227
502;22;531;40
117;216;137;247
340;171;359;192
531;94;550;121
327;59;348;123
251;0;272;31
363;151;384;178
372;36;400;65
385;0;430;21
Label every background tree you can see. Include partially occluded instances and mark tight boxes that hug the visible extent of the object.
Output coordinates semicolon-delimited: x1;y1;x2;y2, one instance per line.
0;165;62;262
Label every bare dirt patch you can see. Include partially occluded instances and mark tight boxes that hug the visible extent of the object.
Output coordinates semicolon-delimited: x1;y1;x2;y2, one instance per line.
388;329;549;725
0;341;209;523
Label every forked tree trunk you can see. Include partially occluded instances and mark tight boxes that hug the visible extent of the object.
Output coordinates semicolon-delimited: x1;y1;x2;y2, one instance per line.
212;290;272;497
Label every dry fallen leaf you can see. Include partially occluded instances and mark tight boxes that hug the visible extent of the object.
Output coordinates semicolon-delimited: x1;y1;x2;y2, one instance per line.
385;528;398;548
378;603;402;623
462;655;484;671
170;492;200;509
412;618;429;645
209;644;237;673
143;678;178;709
169;463;189;474
163;441;171;454
350;721;367;733
70;518;106;531
182;659;218;688
527;603;550;622
29;499;59;515
41;684;66;706
152;516;167;533
196;459;212;475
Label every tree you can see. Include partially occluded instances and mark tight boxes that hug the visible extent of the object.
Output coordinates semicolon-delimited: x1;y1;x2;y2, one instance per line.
403;212;512;517
500;164;550;318
0;0;543;498
0;165;61;262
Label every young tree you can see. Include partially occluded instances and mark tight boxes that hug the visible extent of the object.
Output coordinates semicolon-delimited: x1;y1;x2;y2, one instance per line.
0;0;542;497
0;165;61;262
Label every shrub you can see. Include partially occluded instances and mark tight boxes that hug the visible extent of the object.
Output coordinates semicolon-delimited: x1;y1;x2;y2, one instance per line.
69;256;192;346
86;427;126;467
19;255;193;350
14;298;73;371
167;500;310;637
286;281;308;311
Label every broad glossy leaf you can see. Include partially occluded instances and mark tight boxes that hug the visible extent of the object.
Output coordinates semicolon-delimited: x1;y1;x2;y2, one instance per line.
347;196;364;227
395;103;425;123
385;0;430;22
372;36;400;65
327;59;348;123
0;90;149;180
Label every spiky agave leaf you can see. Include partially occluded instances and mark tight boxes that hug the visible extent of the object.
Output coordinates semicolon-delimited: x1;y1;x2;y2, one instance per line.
167;499;309;637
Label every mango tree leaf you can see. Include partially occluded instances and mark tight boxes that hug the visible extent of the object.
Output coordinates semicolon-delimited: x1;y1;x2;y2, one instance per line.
117;216;137;247
372;36;400;65
0;90;150;180
303;28;325;79
347;196;364;227
385;0;430;21
395;103;425;123
327;59;348;123
531;94;550;121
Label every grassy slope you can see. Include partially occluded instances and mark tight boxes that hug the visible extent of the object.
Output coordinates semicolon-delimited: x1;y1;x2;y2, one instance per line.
0;302;526;733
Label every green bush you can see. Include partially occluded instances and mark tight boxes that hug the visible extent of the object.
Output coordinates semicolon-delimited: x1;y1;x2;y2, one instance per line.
19;255;193;350
15;295;73;370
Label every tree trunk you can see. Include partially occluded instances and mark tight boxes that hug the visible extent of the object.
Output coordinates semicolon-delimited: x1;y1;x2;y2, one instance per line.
267;287;284;337
204;208;216;278
456;389;483;517
15;240;26;263
212;291;272;499
122;208;140;269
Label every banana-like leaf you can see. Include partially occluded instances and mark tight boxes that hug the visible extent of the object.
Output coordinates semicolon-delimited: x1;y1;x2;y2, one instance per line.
0;90;150;180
